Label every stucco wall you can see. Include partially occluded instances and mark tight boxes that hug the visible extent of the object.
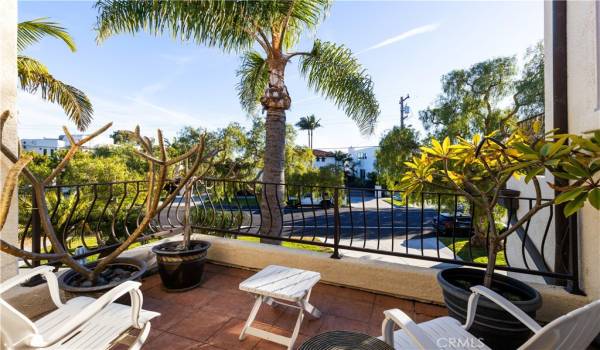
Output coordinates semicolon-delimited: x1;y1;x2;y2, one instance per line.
0;0;18;282
565;1;600;300
541;1;600;299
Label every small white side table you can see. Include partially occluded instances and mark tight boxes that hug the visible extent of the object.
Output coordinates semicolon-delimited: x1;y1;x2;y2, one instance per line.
238;265;322;350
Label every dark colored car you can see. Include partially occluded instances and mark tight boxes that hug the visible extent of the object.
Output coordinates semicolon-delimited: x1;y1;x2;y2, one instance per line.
432;213;473;236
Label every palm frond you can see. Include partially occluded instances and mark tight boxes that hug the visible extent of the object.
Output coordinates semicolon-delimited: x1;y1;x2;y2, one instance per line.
18;56;93;131
299;40;379;135
278;0;332;50
96;0;260;52
18;18;76;52
236;51;269;113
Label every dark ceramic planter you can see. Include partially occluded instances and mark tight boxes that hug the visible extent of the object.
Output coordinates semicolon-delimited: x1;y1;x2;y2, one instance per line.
438;267;542;350
151;240;211;292
58;257;147;302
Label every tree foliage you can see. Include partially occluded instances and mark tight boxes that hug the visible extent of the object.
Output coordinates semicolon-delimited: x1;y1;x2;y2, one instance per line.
419;43;544;141
18;18;93;131
375;127;420;190
399;128;600;286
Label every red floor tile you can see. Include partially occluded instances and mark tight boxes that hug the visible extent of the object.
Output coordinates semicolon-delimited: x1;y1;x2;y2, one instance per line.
167;309;231;342
142;331;200;350
207;318;262;350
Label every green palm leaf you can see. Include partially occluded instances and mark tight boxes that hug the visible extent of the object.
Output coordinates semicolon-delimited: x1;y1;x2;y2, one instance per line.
18;18;77;52
96;0;256;52
299;40;379;135
236;51;269;113
18;56;93;131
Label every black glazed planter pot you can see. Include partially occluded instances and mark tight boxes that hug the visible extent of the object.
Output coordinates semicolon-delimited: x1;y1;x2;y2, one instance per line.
438;267;542;350
151;240;211;292
58;257;147;301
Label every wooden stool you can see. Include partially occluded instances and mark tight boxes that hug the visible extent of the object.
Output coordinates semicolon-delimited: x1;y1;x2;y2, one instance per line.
238;265;321;350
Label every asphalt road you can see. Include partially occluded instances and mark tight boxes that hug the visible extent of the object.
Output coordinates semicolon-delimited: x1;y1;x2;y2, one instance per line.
191;201;445;240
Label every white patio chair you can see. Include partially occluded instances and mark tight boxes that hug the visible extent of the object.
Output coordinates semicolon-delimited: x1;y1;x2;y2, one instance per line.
381;285;600;350
0;266;160;350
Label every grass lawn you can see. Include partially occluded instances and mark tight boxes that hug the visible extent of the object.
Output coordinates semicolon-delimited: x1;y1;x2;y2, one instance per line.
237;235;333;253
439;237;506;266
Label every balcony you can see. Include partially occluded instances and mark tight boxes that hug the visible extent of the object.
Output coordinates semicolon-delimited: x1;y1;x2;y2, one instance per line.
128;262;448;350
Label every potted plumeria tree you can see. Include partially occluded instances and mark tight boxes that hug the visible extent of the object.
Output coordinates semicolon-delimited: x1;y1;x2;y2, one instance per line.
0;111;217;296
399;125;600;348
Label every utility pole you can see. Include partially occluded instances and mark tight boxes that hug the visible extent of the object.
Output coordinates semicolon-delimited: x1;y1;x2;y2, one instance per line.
399;94;410;129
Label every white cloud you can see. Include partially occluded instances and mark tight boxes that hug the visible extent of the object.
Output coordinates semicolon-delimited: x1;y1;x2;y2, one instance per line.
358;23;441;54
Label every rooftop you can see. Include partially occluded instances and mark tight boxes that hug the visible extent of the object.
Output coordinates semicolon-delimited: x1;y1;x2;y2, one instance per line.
133;262;447;350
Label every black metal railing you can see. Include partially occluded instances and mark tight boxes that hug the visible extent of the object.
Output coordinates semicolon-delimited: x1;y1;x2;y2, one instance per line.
18;177;579;290
18;179;183;265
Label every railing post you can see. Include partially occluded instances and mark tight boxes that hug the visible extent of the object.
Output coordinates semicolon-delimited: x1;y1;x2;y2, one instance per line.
566;214;583;294
22;194;45;286
331;188;341;259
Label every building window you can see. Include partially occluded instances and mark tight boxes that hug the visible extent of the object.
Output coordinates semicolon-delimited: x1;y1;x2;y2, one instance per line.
43;149;47;156
357;152;367;160
360;169;366;180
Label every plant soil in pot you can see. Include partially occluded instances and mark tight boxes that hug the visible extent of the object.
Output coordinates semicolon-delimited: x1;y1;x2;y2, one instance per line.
152;240;211;292
58;257;147;302
438;267;542;350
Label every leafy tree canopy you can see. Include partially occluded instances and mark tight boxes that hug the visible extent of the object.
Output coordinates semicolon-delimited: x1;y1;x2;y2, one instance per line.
375;127;420;190
419;42;544;141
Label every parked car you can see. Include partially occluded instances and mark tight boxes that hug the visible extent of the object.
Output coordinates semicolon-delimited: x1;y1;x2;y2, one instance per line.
287;193;332;209
432;213;473;236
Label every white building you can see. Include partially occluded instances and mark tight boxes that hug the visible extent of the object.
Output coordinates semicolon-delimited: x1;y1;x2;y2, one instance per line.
21;133;100;156
20;138;66;156
312;149;336;168
348;146;377;180
312;146;379;180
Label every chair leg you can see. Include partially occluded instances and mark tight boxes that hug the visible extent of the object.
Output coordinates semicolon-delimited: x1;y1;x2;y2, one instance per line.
288;305;305;350
240;296;263;340
129;322;151;350
302;288;321;318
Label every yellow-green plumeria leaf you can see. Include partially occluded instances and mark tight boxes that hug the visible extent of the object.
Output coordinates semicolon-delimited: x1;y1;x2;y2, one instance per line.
525;167;545;183
555;187;585;205
564;193;587;217
589;188;600;210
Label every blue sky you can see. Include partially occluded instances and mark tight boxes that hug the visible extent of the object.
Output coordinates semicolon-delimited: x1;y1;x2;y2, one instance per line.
18;1;544;149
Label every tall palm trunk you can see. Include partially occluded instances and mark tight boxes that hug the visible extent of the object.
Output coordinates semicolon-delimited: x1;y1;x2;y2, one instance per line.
259;58;290;242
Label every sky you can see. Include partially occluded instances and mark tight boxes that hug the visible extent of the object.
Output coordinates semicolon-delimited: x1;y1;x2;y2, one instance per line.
17;0;544;149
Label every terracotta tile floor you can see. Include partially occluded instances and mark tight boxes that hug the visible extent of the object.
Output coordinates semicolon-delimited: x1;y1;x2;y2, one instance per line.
140;263;448;350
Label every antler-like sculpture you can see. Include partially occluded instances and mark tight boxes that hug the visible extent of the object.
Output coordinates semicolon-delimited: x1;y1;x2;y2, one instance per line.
1;111;218;283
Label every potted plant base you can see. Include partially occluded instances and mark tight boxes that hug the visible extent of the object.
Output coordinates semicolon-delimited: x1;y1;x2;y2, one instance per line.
152;240;211;292
58;257;147;301
438;268;542;349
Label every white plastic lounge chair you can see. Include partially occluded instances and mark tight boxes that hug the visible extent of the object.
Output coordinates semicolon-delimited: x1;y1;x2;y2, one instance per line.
0;266;159;350
381;285;600;350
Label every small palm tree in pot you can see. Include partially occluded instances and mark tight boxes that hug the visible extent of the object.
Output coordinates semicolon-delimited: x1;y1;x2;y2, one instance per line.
399;127;600;348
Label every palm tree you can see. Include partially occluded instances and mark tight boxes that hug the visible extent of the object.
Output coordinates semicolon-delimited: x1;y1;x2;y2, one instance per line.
18;18;93;131
333;150;352;169
95;1;380;238
295;114;321;149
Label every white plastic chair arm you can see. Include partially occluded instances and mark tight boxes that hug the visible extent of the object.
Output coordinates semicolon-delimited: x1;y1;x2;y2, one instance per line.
466;286;541;333
0;266;63;308
382;309;437;350
30;281;144;348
